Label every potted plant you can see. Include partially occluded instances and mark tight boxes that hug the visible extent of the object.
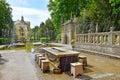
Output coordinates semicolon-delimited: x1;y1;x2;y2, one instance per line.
71;39;75;50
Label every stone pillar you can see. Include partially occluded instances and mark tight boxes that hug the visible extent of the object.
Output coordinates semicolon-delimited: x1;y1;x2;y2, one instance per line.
88;29;91;43
95;22;98;33
73;17;77;43
68;23;71;44
118;33;120;45
101;35;104;44
61;24;65;44
109;27;114;45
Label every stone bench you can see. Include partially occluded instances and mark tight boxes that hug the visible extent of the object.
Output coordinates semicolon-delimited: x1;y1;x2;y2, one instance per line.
34;53;41;61
41;59;50;73
35;54;43;63
78;56;87;67
71;62;83;77
38;57;46;68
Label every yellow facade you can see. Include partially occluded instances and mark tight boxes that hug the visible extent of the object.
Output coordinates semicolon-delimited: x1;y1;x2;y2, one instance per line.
14;16;30;42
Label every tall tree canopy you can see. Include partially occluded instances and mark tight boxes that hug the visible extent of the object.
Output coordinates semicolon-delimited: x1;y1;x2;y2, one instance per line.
48;0;83;31
0;0;13;37
31;18;57;41
48;0;120;33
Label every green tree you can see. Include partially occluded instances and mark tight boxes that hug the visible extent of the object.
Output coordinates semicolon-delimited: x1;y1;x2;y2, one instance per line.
77;0;120;33
48;0;120;34
44;18;56;40
0;0;13;44
48;0;82;32
31;18;57;42
109;0;120;30
38;19;57;41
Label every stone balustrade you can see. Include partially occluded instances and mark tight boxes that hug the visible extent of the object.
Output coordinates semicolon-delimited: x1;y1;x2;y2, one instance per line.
76;31;120;45
75;31;120;57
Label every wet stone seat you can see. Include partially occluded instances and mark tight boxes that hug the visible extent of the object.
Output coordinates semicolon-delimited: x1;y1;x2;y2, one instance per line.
36;54;43;63
38;57;46;68
41;59;50;73
71;62;83;77
78;56;87;67
34;53;41;61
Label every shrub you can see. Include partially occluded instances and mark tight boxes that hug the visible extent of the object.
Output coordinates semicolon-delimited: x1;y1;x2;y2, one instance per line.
40;37;50;43
0;38;11;44
56;34;61;41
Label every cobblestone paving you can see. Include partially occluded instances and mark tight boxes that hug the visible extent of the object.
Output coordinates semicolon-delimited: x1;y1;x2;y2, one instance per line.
0;50;120;80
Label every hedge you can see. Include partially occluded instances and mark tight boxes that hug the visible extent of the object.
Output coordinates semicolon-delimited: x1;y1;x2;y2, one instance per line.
40;37;50;43
0;38;11;44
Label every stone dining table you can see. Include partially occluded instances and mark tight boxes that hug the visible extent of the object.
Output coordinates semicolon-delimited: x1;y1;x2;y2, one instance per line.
42;47;80;72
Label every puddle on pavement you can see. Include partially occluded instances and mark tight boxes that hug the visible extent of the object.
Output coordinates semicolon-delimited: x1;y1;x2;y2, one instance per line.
114;63;120;67
95;59;105;63
90;73;114;79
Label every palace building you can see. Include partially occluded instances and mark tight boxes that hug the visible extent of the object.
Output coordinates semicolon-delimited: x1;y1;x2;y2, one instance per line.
13;16;30;42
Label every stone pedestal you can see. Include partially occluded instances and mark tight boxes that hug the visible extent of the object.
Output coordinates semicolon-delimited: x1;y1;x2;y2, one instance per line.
34;53;40;61
36;54;43;64
39;57;46;68
71;62;83;77
41;60;50;73
78;56;87;66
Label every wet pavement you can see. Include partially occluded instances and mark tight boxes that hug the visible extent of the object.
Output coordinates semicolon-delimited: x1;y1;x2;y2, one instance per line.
0;49;120;80
0;50;39;80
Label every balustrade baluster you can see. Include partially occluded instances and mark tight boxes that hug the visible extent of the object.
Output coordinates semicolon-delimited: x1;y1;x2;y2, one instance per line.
99;35;102;44
118;33;120;45
79;35;80;43
93;35;95;43
76;31;120;46
104;35;106;44
85;35;86;43
96;35;98;43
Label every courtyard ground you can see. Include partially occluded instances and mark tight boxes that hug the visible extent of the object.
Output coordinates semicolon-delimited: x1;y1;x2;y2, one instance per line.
0;46;120;80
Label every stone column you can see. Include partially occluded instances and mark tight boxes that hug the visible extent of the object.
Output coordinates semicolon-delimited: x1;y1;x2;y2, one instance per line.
95;22;98;33
109;27;114;45
61;24;65;44
73;17;77;42
88;29;91;43
69;23;72;44
118;33;120;45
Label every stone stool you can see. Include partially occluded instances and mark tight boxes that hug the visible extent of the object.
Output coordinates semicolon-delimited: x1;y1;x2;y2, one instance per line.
41;60;50;73
36;54;43;63
71;62;83;77
39;57;46;68
78;56;87;67
34;53;41;61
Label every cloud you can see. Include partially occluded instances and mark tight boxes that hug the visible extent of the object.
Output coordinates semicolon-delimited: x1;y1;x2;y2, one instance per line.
12;6;50;28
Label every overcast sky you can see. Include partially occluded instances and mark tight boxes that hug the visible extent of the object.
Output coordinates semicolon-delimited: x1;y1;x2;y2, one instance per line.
6;0;50;28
